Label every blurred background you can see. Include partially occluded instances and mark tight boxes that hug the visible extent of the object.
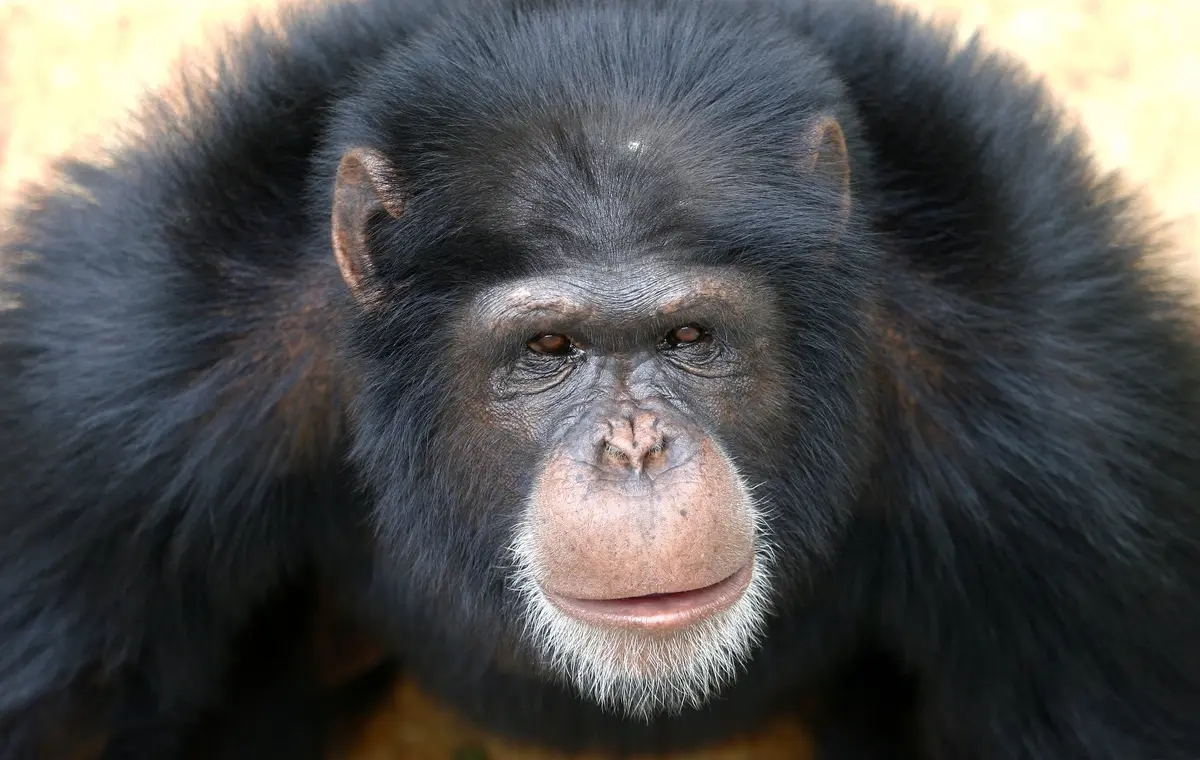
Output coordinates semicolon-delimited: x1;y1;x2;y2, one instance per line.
1;0;1198;276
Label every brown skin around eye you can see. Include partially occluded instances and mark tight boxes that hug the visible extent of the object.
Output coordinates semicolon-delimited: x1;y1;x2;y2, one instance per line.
528;333;570;355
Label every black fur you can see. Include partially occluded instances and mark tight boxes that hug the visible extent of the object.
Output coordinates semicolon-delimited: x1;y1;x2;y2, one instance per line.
2;0;1199;758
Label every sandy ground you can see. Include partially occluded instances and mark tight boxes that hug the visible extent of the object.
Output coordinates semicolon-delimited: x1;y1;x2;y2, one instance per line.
1;0;1198;273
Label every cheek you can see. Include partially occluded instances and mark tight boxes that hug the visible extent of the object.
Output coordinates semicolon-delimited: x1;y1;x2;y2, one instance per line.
430;396;540;532
737;373;792;435
665;365;791;435
485;364;607;447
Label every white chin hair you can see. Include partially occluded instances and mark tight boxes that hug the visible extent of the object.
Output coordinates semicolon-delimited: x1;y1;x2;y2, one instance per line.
506;508;777;721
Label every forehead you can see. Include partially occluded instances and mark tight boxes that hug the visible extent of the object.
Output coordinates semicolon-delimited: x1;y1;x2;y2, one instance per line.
469;262;769;325
451;115;745;257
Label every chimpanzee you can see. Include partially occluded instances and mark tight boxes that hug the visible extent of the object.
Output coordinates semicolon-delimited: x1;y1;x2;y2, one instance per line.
1;0;1199;758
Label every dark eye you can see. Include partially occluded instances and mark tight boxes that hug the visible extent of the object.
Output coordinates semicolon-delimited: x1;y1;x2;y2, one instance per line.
665;324;707;347
527;333;572;356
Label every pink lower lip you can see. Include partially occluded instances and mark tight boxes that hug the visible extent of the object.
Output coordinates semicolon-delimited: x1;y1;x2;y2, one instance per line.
542;562;754;631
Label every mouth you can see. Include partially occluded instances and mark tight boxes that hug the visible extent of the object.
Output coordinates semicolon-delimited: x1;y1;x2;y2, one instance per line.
541;562;754;632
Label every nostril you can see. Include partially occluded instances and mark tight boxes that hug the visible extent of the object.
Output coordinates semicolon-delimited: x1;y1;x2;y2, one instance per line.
603;441;628;463
600;415;667;471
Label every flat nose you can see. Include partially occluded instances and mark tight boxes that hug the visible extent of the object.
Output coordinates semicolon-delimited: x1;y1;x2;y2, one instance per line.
601;413;665;474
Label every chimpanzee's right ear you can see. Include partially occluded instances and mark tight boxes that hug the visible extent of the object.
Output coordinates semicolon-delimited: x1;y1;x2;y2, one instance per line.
331;148;406;305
